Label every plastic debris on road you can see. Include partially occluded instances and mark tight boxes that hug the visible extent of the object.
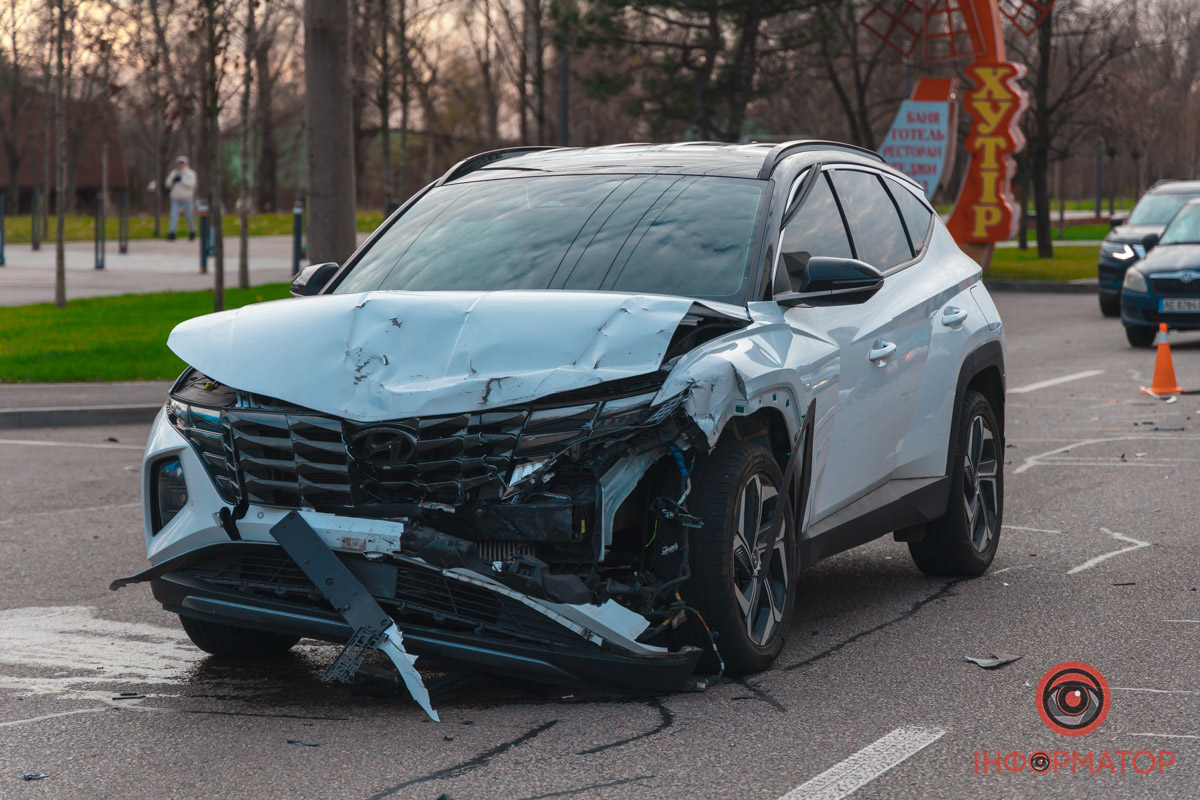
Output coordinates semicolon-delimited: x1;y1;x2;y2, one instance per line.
964;653;1021;669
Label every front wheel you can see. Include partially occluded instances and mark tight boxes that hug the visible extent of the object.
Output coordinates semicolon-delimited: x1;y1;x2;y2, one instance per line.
909;390;1002;577
685;440;798;675
1125;325;1156;348
1099;293;1121;318
179;615;300;659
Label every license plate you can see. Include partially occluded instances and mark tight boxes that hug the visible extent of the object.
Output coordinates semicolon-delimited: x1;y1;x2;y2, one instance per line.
1160;298;1200;312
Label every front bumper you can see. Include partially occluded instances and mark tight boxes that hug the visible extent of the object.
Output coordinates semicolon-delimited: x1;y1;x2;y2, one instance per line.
126;540;701;694
1121;289;1200;330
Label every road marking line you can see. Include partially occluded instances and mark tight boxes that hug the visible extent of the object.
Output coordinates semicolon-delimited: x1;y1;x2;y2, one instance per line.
1009;369;1105;394
992;565;1036;575
0;438;143;451
1113;687;1200;695
1165;620;1200;624
1129;733;1200;740
0;501;140;527
0;707;107;728
1068;528;1150;575
777;726;945;800
1005;526;1061;533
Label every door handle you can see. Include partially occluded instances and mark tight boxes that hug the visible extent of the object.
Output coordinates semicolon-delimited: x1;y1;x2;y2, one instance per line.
868;340;897;365
941;306;969;326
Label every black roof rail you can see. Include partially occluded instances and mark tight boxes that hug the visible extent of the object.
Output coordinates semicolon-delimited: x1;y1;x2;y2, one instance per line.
436;146;564;186
756;139;884;179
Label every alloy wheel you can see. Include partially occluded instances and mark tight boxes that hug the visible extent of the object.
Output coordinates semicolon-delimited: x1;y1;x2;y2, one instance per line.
731;472;789;646
962;413;1000;553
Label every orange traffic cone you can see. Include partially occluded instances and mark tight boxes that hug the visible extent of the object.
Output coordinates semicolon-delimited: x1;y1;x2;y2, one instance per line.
1140;323;1185;396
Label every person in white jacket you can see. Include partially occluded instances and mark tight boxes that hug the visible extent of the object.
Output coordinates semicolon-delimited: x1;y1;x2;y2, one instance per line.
165;155;198;241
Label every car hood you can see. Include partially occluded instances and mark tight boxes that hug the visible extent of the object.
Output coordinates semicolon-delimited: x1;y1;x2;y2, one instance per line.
168;290;749;422
1107;223;1163;243
1134;244;1200;274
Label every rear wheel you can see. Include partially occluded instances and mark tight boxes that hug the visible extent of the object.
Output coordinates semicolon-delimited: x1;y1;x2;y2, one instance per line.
1099;293;1121;318
909;390;1002;577
179;615;300;659
686;440;797;675
1125;325;1156;348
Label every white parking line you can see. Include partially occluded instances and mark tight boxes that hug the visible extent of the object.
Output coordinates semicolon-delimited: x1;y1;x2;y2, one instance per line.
1129;733;1200;740
1165;620;1200;624
0;708;107;728
1009;370;1105;394
1113;687;1200;695
0;438;144;451
1068;528;1150;575
1005;525;1061;533
777;726;946;800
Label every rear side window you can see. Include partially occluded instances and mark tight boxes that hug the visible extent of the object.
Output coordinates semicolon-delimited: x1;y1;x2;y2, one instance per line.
780;173;852;260
885;177;934;249
830;170;913;269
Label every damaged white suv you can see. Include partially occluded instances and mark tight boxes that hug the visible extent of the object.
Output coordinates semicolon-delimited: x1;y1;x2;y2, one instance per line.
115;142;1005;711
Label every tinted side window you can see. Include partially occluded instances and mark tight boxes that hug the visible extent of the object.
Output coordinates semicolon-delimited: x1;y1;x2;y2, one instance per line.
886;177;934;249
830;170;912;269
780;173;852;260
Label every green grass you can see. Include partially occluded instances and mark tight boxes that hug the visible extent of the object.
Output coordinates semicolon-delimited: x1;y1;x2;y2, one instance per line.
0;284;290;383
1022;223;1109;241
1;211;387;244
987;244;1099;282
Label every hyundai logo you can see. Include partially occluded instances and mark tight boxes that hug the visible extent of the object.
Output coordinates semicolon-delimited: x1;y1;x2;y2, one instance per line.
348;426;418;469
1181;272;1195;284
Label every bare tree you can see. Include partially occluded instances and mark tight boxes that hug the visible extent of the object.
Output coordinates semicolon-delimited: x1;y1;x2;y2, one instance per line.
305;0;358;264
54;0;67;308
239;0;257;290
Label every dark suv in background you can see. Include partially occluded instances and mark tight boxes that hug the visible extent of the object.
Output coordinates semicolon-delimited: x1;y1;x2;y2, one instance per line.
1099;180;1200;317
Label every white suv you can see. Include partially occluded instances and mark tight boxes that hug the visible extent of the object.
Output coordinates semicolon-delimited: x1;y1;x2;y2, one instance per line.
116;142;1005;710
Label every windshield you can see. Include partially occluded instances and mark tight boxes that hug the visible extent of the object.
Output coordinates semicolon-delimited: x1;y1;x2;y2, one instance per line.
1159;204;1200;245
333;174;767;302
1127;191;1200;225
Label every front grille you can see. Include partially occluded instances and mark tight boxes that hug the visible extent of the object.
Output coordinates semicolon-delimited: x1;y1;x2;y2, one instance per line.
1151;277;1200;295
182;547;585;647
173;384;659;511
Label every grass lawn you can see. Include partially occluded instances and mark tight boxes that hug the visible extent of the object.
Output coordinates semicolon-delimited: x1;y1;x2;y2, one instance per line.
1;211;387;244
0;284;290;383
987;244;1098;282
1023;222;1109;241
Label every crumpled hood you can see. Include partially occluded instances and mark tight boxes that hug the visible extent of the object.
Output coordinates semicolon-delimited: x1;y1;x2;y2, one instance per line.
168;290;748;421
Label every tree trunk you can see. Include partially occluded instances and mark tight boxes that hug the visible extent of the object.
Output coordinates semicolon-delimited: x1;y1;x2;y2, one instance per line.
379;0;392;209
304;0;358;264
239;0;256;291
1032;8;1054;259
54;0;66;308
254;32;277;211
204;0;225;311
524;0;544;144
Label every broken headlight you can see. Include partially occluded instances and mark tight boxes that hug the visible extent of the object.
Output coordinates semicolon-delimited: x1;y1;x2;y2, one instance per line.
151;457;188;533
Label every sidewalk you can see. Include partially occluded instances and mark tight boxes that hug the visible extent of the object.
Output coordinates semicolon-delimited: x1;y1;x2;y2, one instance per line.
0;234;367;307
0;381;170;428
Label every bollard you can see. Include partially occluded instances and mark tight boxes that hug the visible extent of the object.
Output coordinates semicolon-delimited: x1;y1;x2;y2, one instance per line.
0;193;6;267
30;190;40;251
197;201;209;274
291;199;304;276
118;190;129;254
95;195;105;270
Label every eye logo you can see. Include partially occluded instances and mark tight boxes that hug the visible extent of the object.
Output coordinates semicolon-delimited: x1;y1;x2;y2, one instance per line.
1036;661;1110;736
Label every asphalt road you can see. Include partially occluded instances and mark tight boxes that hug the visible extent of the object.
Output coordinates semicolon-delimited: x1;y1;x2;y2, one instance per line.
3;291;1199;799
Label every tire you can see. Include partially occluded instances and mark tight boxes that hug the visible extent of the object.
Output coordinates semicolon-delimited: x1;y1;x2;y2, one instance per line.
179;615;300;659
685;440;798;675
1099;293;1121;317
1125;325;1156;348
908;390;1002;577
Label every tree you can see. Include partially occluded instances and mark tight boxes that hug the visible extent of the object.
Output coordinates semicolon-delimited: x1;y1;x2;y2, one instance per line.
238;0;257;291
0;0;34;211
53;0;67;308
305;0;358;265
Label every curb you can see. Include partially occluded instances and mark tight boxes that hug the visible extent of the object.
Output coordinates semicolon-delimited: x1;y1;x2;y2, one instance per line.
0;404;162;430
984;280;1097;294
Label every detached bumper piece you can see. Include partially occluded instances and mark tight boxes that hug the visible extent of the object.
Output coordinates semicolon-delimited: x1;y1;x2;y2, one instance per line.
268;512;438;720
113;527;702;710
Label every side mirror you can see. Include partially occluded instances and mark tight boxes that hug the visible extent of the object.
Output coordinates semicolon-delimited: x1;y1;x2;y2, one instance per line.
1142;233;1160;252
290;262;339;297
774;255;885;307
1110;215;1124;229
